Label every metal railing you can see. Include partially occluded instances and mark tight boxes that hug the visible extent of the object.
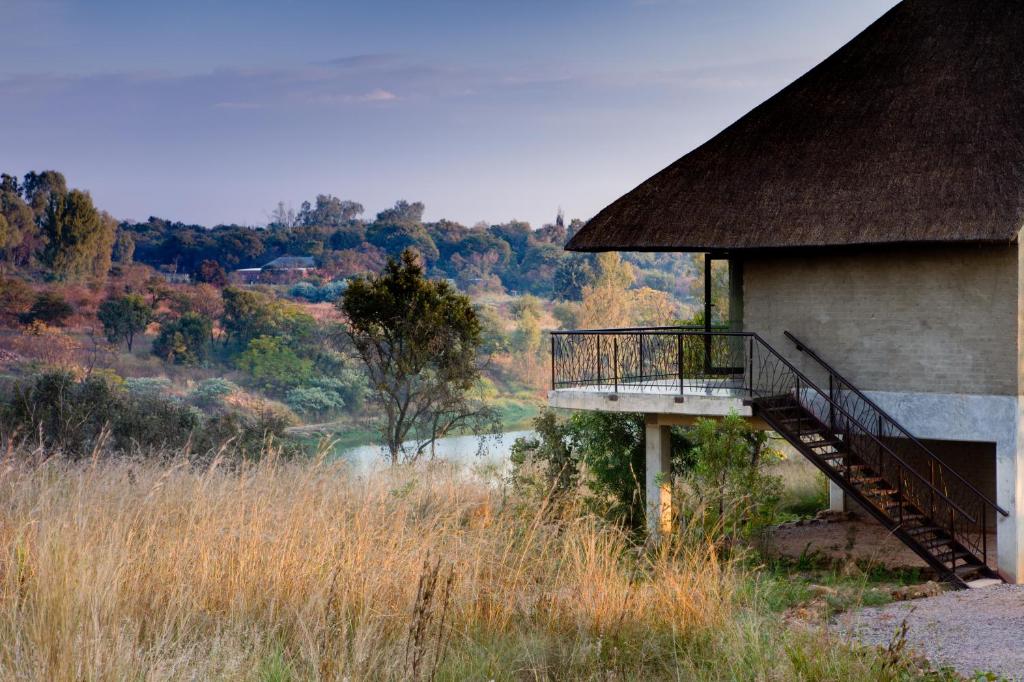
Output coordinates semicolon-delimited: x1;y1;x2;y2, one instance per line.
550;326;745;395
550;326;999;575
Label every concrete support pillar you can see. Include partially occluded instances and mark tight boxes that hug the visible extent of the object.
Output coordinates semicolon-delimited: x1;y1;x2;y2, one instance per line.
828;480;846;513
996;408;1023;583
645;417;673;538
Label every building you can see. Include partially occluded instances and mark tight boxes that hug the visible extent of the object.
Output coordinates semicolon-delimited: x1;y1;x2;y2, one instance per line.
234;255;316;284
549;0;1024;587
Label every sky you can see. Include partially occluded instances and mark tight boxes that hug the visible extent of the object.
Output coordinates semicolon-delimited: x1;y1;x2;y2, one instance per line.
0;0;899;228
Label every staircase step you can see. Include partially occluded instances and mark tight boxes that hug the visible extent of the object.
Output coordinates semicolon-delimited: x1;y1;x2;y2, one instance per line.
921;537;952;550
934;549;973;563
953;564;987;580
906;525;942;537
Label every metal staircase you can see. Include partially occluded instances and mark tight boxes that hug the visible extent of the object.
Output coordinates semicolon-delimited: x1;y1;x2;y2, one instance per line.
753;332;1007;587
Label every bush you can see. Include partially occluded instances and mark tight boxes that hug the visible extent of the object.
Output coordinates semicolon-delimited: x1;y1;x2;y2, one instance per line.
124;377;173;397
678;414;783;541
283;373;366;418
192;406;301;460
285;387;345;417
188;378;238;408
318;280;347;302
0;277;34;321
152;313;212;365
235;335;312;392
0;371;299;460
288;280;347;303
20;291;74;326
288;282;319;301
0;371;199;457
512;410;777;536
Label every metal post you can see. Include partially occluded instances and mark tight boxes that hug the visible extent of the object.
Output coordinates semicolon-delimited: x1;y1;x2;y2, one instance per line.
795;376;801;440
929;459;935;520
596;335;602;388
550;335;556;390
747;337;754;395
638;332;644;385
983;507;988;566
828;375;836;433
677;333;684;394
613;337;619;393
897;474;903;525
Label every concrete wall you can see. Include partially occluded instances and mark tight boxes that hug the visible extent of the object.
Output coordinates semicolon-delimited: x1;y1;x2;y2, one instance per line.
742;244;1018;396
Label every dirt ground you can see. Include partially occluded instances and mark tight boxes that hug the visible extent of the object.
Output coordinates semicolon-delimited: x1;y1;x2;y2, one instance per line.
761;512;996;574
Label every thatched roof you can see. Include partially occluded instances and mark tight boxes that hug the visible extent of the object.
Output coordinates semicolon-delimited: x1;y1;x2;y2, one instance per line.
568;0;1024;253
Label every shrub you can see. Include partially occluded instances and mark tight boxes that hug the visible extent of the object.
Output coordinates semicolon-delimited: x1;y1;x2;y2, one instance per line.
193;406;300;460
0;371;298;460
0;371;199;457
318;280;347;302
124;377;173;397
189;378;238;408
0;277;34;321
235;336;312;392
288;281;319;302
679;414;783;541
512;410;776;535
285;387;344;417
152;313;212;365
20;291;74;326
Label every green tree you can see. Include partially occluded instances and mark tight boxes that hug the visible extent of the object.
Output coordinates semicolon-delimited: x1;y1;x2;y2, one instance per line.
22;170;67;217
152;313;212;365
39;189;116;281
341;249;497;464
553;257;595;301
98;294;154;351
235;335;313;392
221;287;280;348
0;187;38;266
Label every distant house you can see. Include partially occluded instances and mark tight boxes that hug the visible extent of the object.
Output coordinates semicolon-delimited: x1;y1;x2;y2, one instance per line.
234;256;316;284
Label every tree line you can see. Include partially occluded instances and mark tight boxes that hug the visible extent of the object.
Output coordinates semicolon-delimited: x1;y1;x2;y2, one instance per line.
1;170;697;303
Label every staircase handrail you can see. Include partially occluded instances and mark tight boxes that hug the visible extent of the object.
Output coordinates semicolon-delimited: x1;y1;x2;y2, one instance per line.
744;333;976;524
784;330;1008;518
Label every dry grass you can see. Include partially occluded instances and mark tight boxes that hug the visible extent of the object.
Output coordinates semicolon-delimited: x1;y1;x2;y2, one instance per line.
0;452;932;680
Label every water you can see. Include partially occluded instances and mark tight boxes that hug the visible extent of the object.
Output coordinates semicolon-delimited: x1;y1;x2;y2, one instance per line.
338;430;534;470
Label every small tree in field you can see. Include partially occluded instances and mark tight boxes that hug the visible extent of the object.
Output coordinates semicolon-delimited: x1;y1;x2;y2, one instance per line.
341;249;497;464
98;294;153;351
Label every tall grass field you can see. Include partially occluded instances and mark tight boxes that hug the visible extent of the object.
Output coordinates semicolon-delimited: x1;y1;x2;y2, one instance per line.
0;450;939;680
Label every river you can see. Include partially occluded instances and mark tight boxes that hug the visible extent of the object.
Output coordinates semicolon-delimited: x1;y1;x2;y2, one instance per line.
338;430;535;469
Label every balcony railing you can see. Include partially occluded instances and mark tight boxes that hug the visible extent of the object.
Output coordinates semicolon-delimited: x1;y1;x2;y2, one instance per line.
550;326;749;396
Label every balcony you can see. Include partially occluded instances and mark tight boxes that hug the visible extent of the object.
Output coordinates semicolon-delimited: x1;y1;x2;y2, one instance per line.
548;326;761;420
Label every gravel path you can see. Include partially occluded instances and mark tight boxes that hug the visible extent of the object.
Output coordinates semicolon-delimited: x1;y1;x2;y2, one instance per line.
838;585;1024;679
